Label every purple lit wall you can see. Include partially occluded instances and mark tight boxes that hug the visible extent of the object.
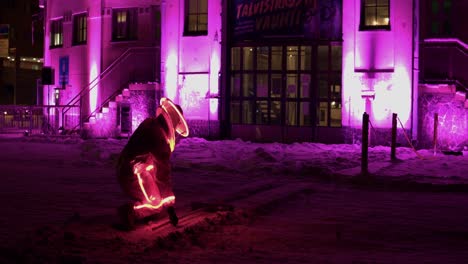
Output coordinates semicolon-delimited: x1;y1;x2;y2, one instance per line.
44;0;101;113
161;0;222;135
87;2;102;115
127;83;158;132
342;0;415;133
45;0;161;135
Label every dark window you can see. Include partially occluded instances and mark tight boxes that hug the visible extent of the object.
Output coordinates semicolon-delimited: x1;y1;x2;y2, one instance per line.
6;0;15;8
229;44;342;127
360;0;390;30
154;10;161;42
50;19;63;48
429;0;453;37
112;8;138;41
184;0;208;36
73;13;87;45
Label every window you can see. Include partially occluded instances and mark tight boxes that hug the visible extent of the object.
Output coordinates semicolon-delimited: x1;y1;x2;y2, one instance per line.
429;0;453;37
112;8;138;41
50;19;63;48
229;44;342;127
184;0;208;36
317;45;342;127
360;0;390;30
73;13;87;45
154;10;161;42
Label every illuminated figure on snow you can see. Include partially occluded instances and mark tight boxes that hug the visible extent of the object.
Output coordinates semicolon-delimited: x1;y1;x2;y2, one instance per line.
117;97;189;229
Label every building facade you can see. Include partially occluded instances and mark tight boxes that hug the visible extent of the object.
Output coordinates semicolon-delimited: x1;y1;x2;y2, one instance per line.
0;0;44;105
223;0;343;143
42;0;468;148
342;0;415;143
161;0;222;138
43;0;162;135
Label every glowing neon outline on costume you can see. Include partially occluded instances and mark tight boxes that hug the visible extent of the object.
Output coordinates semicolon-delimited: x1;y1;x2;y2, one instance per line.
134;166;154;203
157;97;190;152
160;97;189;137
133;164;176;211
134;196;176;210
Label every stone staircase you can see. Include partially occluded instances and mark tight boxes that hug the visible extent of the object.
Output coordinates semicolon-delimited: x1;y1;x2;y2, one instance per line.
83;88;131;139
82;82;159;139
419;83;468;108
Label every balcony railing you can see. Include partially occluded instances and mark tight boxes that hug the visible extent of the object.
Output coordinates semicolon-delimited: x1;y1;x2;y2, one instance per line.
420;38;468;92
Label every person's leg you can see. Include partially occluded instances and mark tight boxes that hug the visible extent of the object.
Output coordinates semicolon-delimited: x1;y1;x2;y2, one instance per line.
167;206;178;226
117;203;136;230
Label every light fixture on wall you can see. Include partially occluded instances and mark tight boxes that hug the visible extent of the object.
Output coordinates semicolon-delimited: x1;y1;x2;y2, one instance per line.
361;89;375;100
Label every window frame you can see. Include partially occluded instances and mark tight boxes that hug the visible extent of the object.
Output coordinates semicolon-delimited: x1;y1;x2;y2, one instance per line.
229;43;342;127
359;0;391;31
50;18;63;48
183;0;208;36
428;0;453;37
72;12;87;46
112;8;138;42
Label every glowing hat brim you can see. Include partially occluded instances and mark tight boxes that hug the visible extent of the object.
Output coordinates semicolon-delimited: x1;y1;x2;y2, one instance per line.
158;97;189;137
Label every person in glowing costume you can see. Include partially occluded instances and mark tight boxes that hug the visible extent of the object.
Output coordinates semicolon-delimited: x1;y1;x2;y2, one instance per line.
117;97;189;229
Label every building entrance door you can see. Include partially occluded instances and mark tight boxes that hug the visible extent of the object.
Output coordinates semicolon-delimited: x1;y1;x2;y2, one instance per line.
228;43;342;142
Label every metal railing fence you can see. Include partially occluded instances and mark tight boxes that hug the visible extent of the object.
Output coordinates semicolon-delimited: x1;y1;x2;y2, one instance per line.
0;105;80;135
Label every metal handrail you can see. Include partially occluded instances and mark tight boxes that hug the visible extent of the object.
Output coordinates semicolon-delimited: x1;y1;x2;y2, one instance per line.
421;78;468;93
0;105;80;136
421;38;468;93
423;38;468;53
62;47;159;121
70;85;125;131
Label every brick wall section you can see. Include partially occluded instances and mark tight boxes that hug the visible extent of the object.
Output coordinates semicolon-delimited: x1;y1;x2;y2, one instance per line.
128;90;156;132
418;93;468;150
186;120;220;139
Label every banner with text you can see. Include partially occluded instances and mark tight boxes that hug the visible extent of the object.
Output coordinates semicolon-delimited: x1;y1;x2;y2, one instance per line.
231;0;342;42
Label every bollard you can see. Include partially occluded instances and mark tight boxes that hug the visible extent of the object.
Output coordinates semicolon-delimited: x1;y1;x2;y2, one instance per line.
391;113;397;160
433;113;438;155
361;112;369;176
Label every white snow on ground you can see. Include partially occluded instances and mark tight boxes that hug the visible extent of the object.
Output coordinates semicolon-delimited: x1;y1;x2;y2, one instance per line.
0;135;468;263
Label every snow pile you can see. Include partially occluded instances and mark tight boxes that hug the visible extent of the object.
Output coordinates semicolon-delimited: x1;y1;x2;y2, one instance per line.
4;135;467;184
171;137;468;184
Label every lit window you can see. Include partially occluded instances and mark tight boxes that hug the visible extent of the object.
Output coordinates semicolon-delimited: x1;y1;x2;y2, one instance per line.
360;0;390;30
73;13;87;45
112;8;138;41
184;0;208;36
50;19;63;48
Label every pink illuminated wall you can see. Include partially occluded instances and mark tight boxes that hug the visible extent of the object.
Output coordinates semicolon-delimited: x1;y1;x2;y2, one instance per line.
43;0;102;113
161;0;222;122
342;0;415;133
44;0;160;134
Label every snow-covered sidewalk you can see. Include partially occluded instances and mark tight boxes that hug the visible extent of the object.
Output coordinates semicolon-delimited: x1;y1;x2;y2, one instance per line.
1;135;468;263
3;134;468;186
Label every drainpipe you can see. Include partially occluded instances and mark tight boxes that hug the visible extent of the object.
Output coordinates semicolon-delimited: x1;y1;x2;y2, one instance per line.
177;0;181;103
100;0;104;75
220;0;229;139
160;0;166;97
411;0;420;142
